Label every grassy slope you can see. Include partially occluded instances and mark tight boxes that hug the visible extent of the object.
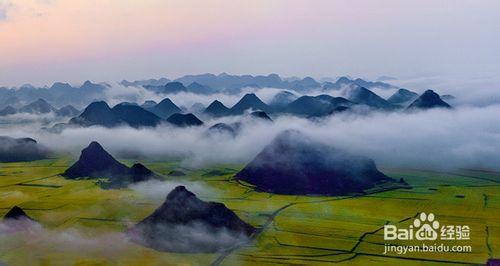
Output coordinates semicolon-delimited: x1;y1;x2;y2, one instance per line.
0;159;499;265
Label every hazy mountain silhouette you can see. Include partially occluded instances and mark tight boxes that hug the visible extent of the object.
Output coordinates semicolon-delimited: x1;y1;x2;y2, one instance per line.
441;94;456;101
50;82;74;94
268;91;298;110
145;82;187;94
322;81;340;90
189;102;206;113
230;93;271;115
377;76;397;82
69;100;171;128
116;102;139;106
285;95;352;116
252;73;283;87
0;106;16;116
343;86;395;109
235;130;393;195
174;73;221;88
308;106;350;118
49;81;107;107
186;82;217;94
174;73;284;93
352;78;394;89
289;77;321;92
130;186;255;253
322;76;351;90
60;81;107;107
18;98;57;114
111;104;162;128
80;80;107;94
63;141;160;188
387;89;419;106
70;101;122;127
0;80;102;109
147;98;182;119
163;82;188;93
206;123;237;137
250;111;273;122
407;90;452;110
203;100;230;117
0;136;50;162
285;96;327;116
0;74;403;111
323;76;396;91
173;73;340;93
167;113;204;127
0;93;20;110
121;78;170;87
56;105;80;117
141;100;157;109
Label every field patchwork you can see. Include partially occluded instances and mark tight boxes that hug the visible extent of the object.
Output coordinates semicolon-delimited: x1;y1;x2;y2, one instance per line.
0;159;499;265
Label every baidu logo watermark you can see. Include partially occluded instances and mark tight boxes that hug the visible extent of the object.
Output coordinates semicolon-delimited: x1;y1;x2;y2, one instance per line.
383;212;472;254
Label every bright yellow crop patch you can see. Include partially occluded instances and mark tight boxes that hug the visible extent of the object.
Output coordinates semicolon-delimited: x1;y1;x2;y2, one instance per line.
0;160;499;265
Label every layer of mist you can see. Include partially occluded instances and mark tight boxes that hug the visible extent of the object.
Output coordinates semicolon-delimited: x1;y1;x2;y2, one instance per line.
0;104;498;170
2;75;500;170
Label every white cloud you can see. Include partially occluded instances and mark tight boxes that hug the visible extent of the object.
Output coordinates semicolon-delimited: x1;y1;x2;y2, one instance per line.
0;105;490;171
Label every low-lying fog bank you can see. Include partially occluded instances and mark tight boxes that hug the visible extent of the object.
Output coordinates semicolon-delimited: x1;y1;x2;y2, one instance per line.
1;105;499;171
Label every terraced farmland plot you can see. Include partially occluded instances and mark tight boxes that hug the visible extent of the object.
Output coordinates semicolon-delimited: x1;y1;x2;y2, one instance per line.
0;159;499;265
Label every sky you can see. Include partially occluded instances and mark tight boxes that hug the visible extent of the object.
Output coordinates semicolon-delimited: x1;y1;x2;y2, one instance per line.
0;0;499;87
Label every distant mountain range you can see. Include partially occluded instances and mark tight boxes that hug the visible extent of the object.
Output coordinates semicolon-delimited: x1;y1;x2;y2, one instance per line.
0;80;108;109
139;74;398;95
0;98;80;117
0;73;406;109
49;86;452;132
65;99;204;129
140;81;219;95
120;78;170;87
0;74;454;133
69;101;164;128
0;74;405;110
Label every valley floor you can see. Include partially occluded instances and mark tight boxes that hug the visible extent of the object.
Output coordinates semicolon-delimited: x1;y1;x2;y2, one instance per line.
0;158;499;265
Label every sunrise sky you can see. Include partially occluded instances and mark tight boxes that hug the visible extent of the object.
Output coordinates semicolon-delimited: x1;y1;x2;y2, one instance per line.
1;0;499;86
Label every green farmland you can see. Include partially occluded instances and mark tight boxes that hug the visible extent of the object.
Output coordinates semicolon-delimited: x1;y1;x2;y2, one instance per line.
0;158;499;265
